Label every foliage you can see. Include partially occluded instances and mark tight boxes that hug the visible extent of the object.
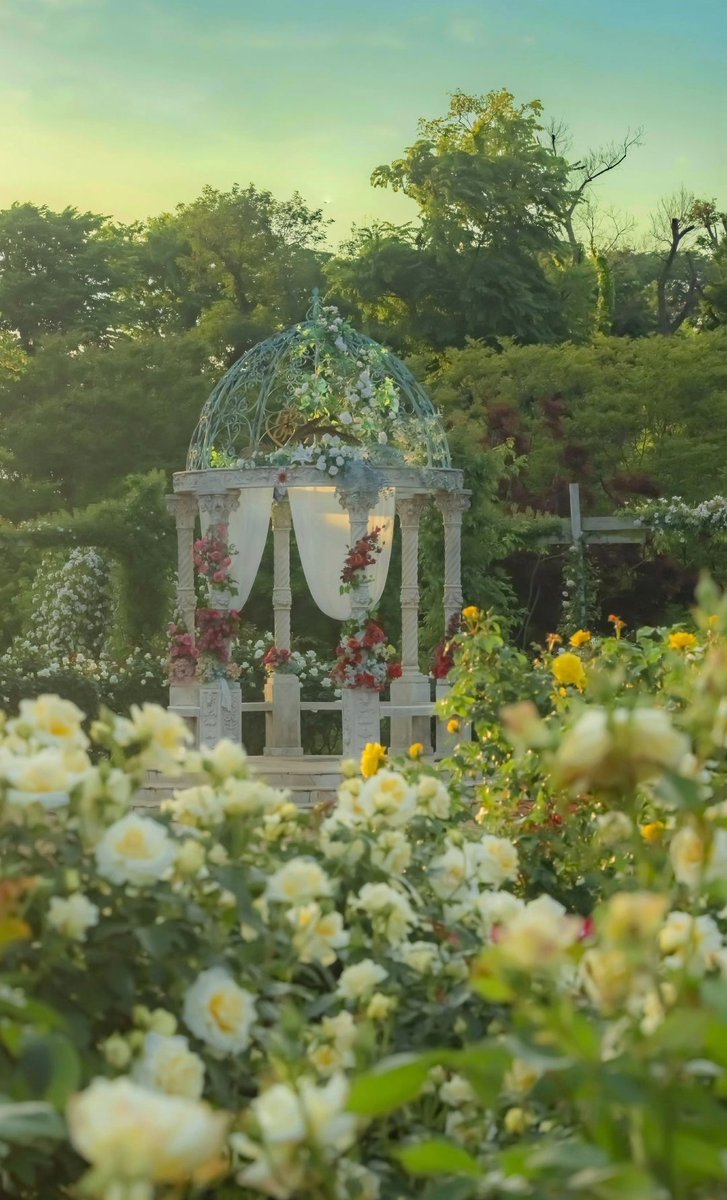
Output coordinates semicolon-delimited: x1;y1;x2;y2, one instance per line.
136;184;330;359
426;329;727;513
0;332;211;507
0;472;174;649
0;202;135;353
0;644;166;719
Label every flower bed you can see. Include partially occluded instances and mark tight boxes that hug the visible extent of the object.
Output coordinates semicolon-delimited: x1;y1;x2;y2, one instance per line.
6;593;727;1198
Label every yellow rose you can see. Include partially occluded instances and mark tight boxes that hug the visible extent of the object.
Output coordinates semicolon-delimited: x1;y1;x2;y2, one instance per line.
447;718;460;734
409;742;424;759
551;652;587;690
641;820;666;843
360;742;387;779
462;606;481;622
599;891;669;944
668;631;698;651
569;629;592;648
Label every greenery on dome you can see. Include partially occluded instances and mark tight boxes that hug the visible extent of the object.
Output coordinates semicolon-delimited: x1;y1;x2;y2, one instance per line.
188;297;452;474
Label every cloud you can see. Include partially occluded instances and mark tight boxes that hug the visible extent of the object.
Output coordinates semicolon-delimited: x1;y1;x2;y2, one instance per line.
446;16;485;45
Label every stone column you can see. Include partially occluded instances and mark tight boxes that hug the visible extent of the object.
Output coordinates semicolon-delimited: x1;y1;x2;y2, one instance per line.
197;490;241;748
338;487;382;759
437;491;470;626
266;497;302;756
166;492;198;636
271;498;293;652
390;493;432;755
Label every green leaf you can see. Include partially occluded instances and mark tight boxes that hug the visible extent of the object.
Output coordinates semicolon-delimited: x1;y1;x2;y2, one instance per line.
568;1164;659;1199
397;1139;482;1177
0;1101;65;1145
347;1056;431;1116
18;1034;81;1107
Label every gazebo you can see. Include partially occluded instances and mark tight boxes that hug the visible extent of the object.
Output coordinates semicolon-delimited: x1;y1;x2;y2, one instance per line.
167;294;468;772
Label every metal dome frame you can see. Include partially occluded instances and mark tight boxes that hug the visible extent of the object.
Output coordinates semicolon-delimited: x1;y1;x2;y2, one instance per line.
186;292;452;472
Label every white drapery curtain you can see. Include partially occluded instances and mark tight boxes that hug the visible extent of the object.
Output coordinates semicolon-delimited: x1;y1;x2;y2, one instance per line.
289;486;395;620
200;487;273;609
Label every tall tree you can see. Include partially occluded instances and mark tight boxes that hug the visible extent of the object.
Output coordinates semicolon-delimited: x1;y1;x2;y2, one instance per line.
650;189;725;334
330;90;638;349
134;184;331;359
0;203;135;352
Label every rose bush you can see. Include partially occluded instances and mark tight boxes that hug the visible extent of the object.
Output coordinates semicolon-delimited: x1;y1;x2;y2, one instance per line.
5;586;727;1199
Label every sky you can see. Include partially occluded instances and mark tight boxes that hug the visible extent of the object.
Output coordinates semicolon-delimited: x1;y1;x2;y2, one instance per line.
0;0;724;244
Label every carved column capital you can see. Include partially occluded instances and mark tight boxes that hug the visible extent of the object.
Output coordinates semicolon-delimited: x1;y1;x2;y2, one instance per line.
167;492;198;529
198;490;239;526
436;490;471;521
395;493;430;525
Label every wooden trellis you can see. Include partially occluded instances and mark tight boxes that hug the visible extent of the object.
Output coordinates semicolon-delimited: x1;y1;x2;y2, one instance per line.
541;484;646;627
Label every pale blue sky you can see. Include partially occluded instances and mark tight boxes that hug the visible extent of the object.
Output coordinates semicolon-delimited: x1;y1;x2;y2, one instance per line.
0;0;724;241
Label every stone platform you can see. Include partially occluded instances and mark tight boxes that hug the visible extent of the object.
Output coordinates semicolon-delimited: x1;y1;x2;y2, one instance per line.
135;756;343;810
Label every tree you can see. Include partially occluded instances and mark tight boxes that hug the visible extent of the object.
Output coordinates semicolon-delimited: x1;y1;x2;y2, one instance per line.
649;189;725;334
134;185;331;360
0;332;212;507
331;90;639;349
0;203;135;352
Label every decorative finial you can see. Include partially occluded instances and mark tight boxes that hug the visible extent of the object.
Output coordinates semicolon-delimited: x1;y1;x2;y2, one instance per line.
308;288;322;321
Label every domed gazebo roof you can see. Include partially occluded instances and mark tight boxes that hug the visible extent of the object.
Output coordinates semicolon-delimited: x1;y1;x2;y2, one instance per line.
187;292;451;473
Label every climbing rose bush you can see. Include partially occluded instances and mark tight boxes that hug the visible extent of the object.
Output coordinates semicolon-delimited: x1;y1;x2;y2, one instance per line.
6;587;727;1198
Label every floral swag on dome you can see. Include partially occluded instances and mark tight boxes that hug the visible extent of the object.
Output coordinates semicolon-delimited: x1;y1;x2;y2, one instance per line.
200;300;449;476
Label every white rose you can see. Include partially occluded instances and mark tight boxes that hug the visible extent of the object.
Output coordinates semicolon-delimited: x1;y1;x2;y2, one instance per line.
352;883;416;943
114;703;192;774
202;738;247;778
133;1032;205;1099
165;785;223;827
659;910;723;973
417;775;451;819
222;776;290;815
497;895;581;971
473;836;519;887
474;890;525;932
11;694;88;749
2;746;88;809
371;830;412;875
254;1074;356;1152
669;826;705;889
358;770;417;827
396;940;439;974
429;844;470;901
287;904;350;966
67;1077;227;1183
555;706;689;791
47;893;99;941
336;959;388;1001
96;813;177;887
265;858;333;905
183;967;256;1056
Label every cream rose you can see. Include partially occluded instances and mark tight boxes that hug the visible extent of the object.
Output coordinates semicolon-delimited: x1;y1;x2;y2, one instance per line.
133;1032;205;1100
336;958;388;1001
95;813;177;887
47;893;99;941
265;858;333;905
554;706;689;792
67;1077;227;1183
287;904;350;966
11;694;88;749
183;966;256;1056
114;703;192;774
2;746;88;809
